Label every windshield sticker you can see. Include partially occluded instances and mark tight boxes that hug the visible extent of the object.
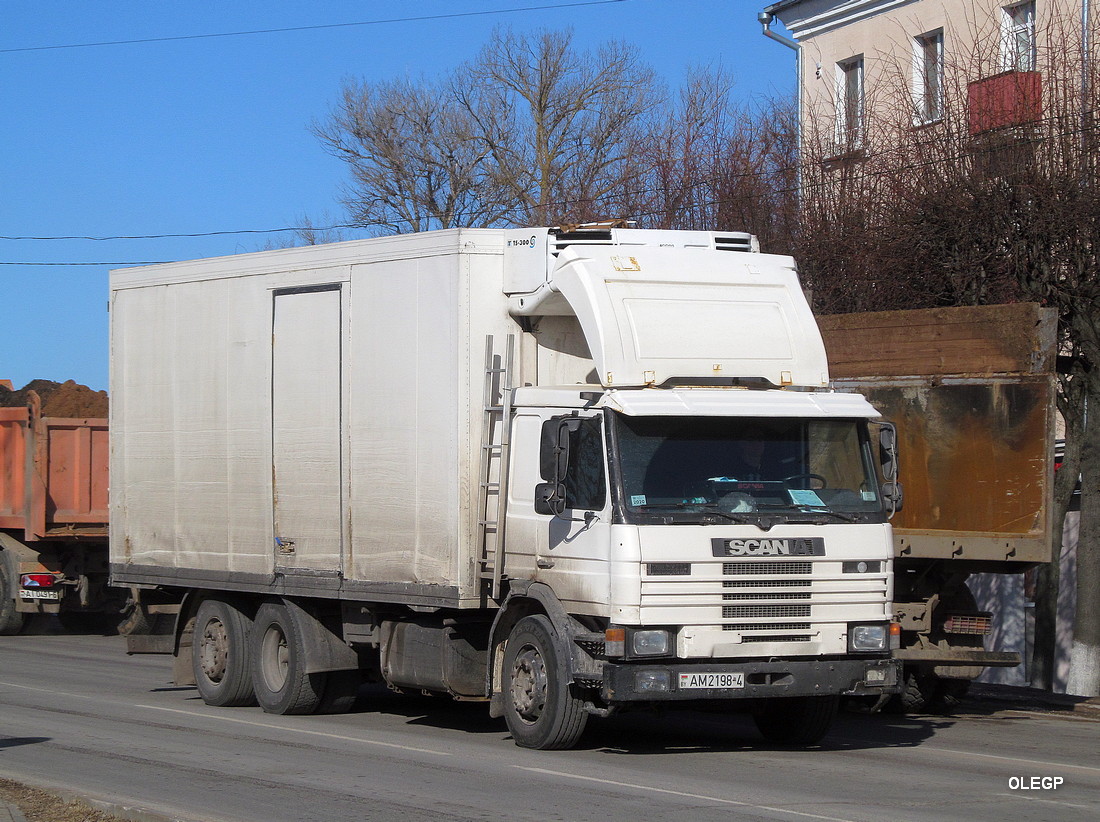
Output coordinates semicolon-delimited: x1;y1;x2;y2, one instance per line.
630;494;647;506
861;490;878;501
788;489;825;507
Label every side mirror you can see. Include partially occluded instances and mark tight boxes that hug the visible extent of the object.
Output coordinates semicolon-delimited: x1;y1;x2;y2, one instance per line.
877;422;903;517
535;482;567;516
535;416;582;515
539;416;582;480
881;481;904;514
878;422;899;483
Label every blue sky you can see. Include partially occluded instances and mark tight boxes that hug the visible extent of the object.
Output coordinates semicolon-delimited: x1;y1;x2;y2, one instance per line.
1;1;795;392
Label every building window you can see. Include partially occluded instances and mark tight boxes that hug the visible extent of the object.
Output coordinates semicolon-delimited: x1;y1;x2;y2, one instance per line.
836;56;864;150
1001;1;1036;72
914;29;944;124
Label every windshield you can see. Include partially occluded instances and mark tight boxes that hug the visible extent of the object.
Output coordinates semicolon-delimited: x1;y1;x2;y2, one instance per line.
608;413;885;524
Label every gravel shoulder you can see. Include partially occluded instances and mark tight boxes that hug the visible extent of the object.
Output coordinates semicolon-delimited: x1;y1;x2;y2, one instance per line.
0;780;128;822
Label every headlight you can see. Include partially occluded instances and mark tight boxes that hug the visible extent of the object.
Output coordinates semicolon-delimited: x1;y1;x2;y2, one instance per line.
631;629;671;657
848;623;888;652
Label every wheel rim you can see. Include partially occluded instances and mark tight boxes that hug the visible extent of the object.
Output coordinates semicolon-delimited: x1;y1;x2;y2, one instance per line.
199;618;228;683
260;623;290;692
510;644;548;724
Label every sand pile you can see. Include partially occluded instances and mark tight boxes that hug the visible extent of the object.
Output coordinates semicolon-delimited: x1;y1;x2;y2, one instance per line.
0;379;109;417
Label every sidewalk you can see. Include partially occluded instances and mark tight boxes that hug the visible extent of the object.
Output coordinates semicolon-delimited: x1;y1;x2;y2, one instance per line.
967;682;1100;719
2;801;27;822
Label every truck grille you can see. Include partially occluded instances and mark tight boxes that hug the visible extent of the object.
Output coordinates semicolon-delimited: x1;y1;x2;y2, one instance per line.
722;592;811;601
724;578;811;588
640;555;890;647
723;604;812;619
724;561;812;575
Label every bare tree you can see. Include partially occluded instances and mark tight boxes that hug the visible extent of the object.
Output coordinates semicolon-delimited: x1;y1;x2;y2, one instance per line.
259;214;353;250
455;26;664;226
315;28;664;233
313;76;515;233
634;68;798;251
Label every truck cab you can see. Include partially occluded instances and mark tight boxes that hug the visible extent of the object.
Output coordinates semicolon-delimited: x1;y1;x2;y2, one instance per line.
484;227;901;747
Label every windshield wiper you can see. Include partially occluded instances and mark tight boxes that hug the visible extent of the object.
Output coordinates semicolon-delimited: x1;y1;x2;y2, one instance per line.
634;503;758;524
742;503;865;523
697;508;758;524
804;509;862;522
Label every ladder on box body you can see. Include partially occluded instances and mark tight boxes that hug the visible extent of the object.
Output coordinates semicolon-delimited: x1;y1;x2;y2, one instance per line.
477;334;514;601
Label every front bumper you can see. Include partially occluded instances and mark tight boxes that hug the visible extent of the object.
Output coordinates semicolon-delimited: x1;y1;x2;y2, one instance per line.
601;657;901;703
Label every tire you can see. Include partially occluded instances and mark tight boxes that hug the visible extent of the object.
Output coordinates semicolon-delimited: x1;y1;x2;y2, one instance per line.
193;598;257;707
250;601;326;715
897;670;931;713
895;670;971;713
0;556;26;636
502;614;588;750
753;695;839;746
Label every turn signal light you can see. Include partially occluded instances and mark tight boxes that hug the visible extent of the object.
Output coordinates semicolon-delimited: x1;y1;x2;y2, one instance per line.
889;622;902;650
605;628;626;657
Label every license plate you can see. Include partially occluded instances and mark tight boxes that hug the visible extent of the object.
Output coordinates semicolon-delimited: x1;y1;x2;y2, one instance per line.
678;672;745;690
20;589;61;600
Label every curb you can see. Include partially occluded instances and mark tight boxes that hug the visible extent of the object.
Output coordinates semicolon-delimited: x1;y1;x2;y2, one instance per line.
0;774;206;822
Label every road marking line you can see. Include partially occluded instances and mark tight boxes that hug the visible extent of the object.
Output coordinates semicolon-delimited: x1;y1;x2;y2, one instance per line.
831;734;1100;776
941;749;1100;775
994;792;1096;810
514;765;860;822
136;704;451;756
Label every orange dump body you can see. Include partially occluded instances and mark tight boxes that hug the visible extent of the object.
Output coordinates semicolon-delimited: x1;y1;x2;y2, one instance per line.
0;398;108;542
819;303;1056;568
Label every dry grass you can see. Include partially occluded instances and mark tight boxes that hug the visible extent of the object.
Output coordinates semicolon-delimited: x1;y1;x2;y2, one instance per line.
0;779;128;822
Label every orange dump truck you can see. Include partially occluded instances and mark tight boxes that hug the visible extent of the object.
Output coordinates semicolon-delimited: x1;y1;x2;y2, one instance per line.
0;388;119;633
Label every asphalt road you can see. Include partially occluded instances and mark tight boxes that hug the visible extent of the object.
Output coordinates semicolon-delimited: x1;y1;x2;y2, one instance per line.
0;630;1097;822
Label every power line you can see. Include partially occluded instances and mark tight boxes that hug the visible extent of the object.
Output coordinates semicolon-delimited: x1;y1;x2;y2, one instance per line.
5;111;1097;265
0;1;629;54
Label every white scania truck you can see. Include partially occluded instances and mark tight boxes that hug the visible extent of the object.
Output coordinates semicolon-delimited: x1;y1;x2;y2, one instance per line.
110;225;901;749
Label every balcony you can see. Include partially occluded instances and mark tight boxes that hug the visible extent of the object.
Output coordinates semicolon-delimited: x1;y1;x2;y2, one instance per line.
968;70;1042;135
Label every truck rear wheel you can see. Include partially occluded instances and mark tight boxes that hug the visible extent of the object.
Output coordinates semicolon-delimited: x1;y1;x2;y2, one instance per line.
753;695;839;746
0;555;26;636
251;601;326;715
502;614;588;750
193;599;256;707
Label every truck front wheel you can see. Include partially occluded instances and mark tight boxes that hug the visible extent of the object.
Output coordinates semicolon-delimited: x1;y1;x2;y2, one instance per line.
753;695;839;746
192;599;256;707
502;614;588;750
